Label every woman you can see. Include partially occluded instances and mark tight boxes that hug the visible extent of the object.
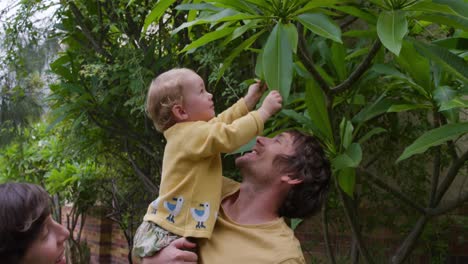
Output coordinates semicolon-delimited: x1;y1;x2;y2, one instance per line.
0;182;69;264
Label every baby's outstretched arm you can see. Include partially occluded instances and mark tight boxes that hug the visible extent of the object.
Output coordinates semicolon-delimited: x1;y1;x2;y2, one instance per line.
244;80;267;111
258;90;282;122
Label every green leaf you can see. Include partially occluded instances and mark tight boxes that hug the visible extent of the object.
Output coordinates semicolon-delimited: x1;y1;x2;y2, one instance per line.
229;137;256;155
387;104;432;112
208;0;258;14
180;27;235;53
338;168;355;197
434;0;468;18
290;218;303;230
340;119;354;149
439;97;468;111
176;3;222;11
283;23;298;54
433;37;468;50
293;0;343;16
281;109;326;142
305;79;332;141
297;13;342;43
413;39;468;83
144;0;176;32
405;1;460;16
332;5;377;24
332;143;362;170
358;127;387;144
377;10;408;56
217;30;265;80
352;98;394;124
263;23;293;102
331;42;346;82
415;13;468;31
396;40;432;91
397;122;468;162
371;64;429;97
172;9;259;34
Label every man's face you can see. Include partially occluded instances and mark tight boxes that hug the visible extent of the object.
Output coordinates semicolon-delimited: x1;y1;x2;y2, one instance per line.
236;132;295;181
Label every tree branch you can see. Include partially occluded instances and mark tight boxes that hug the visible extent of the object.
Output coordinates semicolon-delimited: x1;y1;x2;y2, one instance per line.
336;180;374;264
124;140;159;195
427;191;468;216
297;23;330;94
358;168;427;215
331;40;381;94
391;216;429;264
68;2;112;61
321;199;336;264
434;149;468;205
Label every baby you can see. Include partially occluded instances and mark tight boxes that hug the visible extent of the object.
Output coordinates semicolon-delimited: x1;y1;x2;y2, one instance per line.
133;68;282;257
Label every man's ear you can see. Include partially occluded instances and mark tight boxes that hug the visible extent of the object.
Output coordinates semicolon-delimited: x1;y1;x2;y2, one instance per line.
172;104;188;121
280;175;303;185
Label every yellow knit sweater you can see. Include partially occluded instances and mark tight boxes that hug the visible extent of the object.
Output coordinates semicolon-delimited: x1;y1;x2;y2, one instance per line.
144;99;264;238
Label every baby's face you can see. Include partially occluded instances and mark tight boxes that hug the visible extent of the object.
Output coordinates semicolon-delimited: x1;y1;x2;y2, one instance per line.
181;72;215;122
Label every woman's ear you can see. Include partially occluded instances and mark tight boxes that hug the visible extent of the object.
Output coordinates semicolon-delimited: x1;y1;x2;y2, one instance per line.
172;104;188;121
280;175;303;185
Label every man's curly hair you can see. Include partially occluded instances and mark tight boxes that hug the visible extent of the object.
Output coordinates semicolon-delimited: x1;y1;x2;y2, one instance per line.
276;130;331;218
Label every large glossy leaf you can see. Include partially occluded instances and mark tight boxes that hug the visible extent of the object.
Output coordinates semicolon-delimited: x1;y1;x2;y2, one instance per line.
439;97;468;111
405;1;460;16
208;0;258;14
413;39;468;82
397;122;468;162
332;143;362;170
331;42;346;82
434;85;458;122
433;37;468;50
396;40;432;91
283;23;298;54
332;5;377;24
281;109;326;142
305;79;332;141
172;9;259;34
358;127;387;144
263;23;293;102
371;64;429;97
338;168;355;197
415;13;468;31
377;10;408;56
340;119;354;149
297;13;342;43
293;0;343;15
144;0;176;31
217;30;265;80
434;0;468;18
387;104;432;112
352;98;395;124
180;27;235;53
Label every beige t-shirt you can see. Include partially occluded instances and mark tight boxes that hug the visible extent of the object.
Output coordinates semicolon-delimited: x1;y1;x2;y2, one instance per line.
198;178;306;264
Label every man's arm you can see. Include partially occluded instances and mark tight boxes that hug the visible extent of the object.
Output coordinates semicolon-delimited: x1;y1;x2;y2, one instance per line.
141;237;197;264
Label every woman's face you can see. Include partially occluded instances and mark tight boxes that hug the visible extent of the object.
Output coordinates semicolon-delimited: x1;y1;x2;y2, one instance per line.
22;215;70;264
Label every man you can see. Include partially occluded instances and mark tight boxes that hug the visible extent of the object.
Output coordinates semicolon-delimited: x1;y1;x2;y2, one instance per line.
143;130;331;263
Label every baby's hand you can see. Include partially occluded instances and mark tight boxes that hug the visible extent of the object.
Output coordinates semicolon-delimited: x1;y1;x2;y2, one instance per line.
244;80;267;110
258;90;282;122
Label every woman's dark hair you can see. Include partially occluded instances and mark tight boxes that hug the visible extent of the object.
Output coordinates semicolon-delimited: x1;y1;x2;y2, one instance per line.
0;182;51;263
276;130;331;218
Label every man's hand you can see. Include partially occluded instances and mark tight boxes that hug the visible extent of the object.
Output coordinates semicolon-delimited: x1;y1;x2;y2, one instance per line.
258;90;282;122
141;237;198;264
244;80;267;111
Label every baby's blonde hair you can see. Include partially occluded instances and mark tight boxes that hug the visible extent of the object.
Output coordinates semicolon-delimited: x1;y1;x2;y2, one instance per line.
146;68;195;132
